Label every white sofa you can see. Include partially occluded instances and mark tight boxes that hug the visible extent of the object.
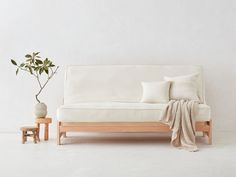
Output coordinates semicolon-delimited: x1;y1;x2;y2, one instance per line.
57;65;212;145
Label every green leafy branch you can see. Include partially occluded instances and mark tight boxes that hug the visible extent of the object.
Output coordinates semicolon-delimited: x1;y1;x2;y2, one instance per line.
11;52;59;103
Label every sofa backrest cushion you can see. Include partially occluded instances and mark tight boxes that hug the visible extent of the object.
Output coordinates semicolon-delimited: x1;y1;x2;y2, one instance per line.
64;65;205;104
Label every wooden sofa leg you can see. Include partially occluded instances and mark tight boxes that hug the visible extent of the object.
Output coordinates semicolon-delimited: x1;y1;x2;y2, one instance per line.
208;120;212;145
63;132;67;138
57;121;61;145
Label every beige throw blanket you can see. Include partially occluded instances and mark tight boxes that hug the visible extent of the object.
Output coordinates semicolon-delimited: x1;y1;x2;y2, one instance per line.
161;100;198;152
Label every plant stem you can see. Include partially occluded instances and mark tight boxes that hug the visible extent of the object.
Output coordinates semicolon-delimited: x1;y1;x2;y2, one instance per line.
34;66;59;103
20;67;42;103
36;72;42;89
35;94;40;103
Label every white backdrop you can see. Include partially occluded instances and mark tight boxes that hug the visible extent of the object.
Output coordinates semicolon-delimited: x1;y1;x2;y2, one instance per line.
0;0;235;132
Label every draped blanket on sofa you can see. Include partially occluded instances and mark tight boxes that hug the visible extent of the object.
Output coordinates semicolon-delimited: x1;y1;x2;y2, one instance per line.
161;100;199;152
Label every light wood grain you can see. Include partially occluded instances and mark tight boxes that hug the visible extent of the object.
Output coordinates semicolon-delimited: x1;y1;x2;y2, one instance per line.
20;126;39;144
57;122;61;145
57;120;212;145
35;118;52;141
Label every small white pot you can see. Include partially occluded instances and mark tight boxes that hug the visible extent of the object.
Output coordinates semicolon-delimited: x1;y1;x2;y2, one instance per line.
34;103;47;118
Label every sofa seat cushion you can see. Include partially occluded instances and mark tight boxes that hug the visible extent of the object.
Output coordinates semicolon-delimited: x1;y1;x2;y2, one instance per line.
57;102;211;122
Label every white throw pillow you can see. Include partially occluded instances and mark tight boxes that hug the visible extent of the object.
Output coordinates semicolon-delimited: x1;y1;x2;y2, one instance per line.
164;73;200;101
141;81;170;103
164;73;199;83
169;81;199;101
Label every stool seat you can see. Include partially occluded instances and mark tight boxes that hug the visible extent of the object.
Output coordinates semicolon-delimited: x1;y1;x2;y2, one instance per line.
20;126;38;131
20;126;39;144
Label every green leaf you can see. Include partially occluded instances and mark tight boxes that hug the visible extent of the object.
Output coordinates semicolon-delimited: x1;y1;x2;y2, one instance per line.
34;67;40;71
16;68;19;75
45;68;49;74
25;54;31;58
43;59;46;64
34;52;40;55
39;68;43;75
11;59;17;66
50;64;55;67
36;59;43;64
29;67;33;74
20;63;25;67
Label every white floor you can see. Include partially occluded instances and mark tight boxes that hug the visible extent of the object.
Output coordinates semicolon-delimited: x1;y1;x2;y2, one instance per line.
0;131;236;177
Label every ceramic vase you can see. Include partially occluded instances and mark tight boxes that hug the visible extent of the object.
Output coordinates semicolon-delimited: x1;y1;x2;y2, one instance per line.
34;102;47;118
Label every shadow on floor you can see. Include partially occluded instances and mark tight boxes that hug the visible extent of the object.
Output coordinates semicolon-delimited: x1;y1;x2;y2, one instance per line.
59;132;211;146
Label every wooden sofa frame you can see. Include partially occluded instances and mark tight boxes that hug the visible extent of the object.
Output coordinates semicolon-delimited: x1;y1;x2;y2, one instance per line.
57;120;212;145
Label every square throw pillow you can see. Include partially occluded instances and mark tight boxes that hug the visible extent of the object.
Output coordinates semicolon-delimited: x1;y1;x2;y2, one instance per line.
164;73;200;101
169;81;199;101
141;81;170;103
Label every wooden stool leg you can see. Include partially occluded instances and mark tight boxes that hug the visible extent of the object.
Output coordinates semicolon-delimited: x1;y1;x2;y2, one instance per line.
24;131;27;143
44;123;49;141
33;131;37;144
36;123;40;141
36;129;40;142
22;131;25;144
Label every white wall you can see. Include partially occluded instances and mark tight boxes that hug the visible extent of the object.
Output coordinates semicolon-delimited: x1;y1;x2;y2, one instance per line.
0;0;235;132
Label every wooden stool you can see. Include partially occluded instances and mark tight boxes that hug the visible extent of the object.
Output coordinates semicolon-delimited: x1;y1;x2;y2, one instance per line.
20;126;39;144
35;117;52;141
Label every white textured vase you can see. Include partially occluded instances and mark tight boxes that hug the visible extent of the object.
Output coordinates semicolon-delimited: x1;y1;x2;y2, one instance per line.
34;103;47;118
